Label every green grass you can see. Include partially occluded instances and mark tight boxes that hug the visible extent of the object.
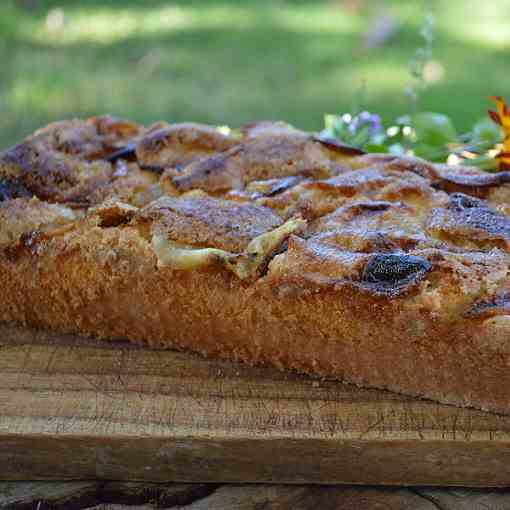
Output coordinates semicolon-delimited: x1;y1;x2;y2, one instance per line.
1;0;510;149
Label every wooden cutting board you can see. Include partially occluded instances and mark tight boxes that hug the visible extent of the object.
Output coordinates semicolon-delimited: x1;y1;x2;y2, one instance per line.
1;323;510;487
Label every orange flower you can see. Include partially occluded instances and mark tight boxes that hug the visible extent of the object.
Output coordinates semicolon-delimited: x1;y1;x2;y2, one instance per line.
489;96;510;170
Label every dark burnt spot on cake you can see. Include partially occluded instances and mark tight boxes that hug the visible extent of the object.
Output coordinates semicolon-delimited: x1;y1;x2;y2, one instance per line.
361;253;432;296
448;193;510;238
4;230;45;261
105;143;137;163
448;193;484;210
139;164;166;174
345;201;393;214
312;135;366;156
0;178;32;201
245;176;305;199
318;201;397;226
263;176;304;197
465;292;510;319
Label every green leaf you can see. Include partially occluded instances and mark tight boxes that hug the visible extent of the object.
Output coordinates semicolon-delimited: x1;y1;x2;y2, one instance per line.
364;143;389;153
461;154;499;171
413;143;450;162
350;125;371;147
324;114;338;132
471;118;503;145
412;112;457;147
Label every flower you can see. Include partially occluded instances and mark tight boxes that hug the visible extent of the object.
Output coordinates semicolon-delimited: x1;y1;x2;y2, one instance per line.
349;111;383;136
489;96;510;170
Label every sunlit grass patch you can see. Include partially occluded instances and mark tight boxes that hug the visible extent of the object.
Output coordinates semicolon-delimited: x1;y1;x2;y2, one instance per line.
0;0;509;149
436;0;510;49
30;2;363;46
39;6;194;44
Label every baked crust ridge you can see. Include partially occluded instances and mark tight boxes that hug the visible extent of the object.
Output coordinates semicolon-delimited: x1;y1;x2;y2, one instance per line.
1;116;510;414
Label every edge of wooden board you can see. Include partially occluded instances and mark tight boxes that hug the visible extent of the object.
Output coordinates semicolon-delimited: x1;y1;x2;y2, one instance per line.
2;323;510;486
1;434;510;486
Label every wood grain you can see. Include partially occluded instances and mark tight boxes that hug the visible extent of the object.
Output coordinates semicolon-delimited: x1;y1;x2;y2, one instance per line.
3;482;510;510
0;481;215;509
2;323;510;486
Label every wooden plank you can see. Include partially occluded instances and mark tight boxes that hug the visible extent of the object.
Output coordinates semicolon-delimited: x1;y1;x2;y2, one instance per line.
4;481;510;510
179;485;438;510
0;482;432;510
0;481;99;509
2;323;510;486
0;481;214;509
6;482;502;510
416;488;510;510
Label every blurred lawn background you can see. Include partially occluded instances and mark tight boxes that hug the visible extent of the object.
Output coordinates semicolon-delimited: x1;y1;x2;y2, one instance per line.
1;0;509;149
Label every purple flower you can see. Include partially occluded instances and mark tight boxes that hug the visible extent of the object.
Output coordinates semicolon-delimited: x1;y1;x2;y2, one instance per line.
349;111;383;136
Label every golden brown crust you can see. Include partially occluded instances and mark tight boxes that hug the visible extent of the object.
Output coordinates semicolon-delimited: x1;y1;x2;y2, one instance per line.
2;116;510;414
0;197;78;247
171;133;354;193
138;196;283;252
0;142;114;203
31;116;140;160
240;120;300;139
135;123;236;171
